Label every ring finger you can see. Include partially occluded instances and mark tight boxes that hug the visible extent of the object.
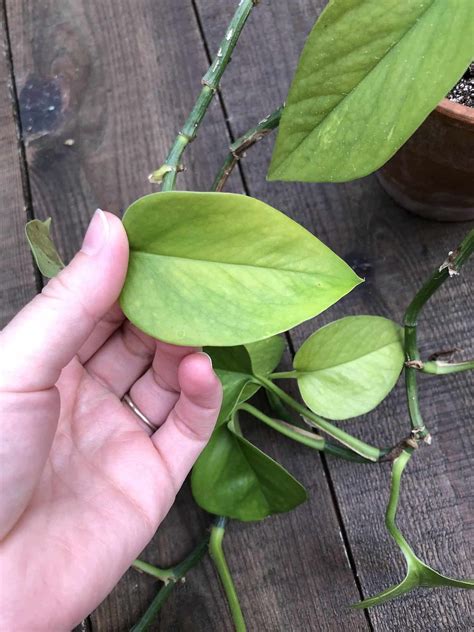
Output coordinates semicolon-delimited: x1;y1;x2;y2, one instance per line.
125;341;198;431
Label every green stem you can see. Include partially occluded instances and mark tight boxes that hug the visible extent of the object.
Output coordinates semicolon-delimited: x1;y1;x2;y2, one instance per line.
385;448;415;559
239;402;372;463
420;359;474;375
209;517;246;632
403;229;474;439
149;0;258;190
132;559;176;583
212;105;282;191
131;536;209;632
255;375;383;462
267;370;297;380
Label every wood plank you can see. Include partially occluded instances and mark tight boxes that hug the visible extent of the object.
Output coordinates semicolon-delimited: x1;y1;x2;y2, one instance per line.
196;1;474;630
0;9;37;327
6;0;244;262
5;1;368;630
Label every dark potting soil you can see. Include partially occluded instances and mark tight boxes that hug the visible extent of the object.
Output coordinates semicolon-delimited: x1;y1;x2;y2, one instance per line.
447;62;474;108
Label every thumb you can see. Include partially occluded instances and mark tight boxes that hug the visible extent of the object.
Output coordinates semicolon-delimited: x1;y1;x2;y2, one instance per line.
0;210;128;537
0;210;129;392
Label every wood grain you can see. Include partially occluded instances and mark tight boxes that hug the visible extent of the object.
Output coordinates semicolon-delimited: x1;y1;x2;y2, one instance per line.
196;0;474;630
4;1;369;630
0;8;37;327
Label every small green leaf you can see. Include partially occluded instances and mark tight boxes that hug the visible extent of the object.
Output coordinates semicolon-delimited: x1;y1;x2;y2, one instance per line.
268;0;474;182
120;192;361;346
25;218;64;278
214;370;252;428
191;416;307;521
205;335;285;427
245;335;286;376
241;335;285;401
294;316;404;420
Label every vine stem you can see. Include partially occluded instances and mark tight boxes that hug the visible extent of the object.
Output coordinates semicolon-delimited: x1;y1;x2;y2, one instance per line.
420;359;474;375
209;517;246;632
403;229;474;439
130;536;209;632
149;0;258;190
212;106;283;191
385;448;415;559
239;402;373;463
132;559;176;584
255;375;383;462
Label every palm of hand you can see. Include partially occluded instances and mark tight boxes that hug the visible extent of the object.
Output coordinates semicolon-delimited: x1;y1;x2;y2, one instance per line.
1;329;219;631
2;360;175;630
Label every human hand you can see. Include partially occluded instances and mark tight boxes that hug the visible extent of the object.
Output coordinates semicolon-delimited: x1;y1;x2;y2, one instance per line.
0;210;222;631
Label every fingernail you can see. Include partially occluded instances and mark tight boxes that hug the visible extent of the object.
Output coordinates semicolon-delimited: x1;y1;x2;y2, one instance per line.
81;209;109;256
197;352;213;368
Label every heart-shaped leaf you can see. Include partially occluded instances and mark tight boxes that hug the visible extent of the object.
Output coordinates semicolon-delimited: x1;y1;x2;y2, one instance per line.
206;335;285;427
120;192;361;346
25;218;64;278
354;449;474;608
294;316;404;420
191;416;307;521
268;0;473;182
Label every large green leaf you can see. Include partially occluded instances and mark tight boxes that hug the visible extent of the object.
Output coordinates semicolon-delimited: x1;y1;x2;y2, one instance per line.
294;316;404;420
25;218;64;278
191;418;307;521
120;192;361;346
268;0;474;182
205;335;285;427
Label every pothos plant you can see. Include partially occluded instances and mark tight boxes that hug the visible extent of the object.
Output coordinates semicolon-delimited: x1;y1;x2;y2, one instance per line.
26;0;473;630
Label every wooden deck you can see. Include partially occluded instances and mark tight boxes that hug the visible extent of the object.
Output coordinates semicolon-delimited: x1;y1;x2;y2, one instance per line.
1;2;472;630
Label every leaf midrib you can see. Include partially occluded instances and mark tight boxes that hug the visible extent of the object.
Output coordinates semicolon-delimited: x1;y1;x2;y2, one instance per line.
132;249;351;282
274;0;436;174
297;339;402;375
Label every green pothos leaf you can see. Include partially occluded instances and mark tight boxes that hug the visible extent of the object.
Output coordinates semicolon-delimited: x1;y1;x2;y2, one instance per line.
120;192;361;346
268;0;474;182
354;450;474;608
294;316;404;420
191;414;307;521
25;218;64;278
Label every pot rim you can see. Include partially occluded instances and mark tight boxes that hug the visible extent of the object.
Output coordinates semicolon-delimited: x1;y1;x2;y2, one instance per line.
436;97;474;124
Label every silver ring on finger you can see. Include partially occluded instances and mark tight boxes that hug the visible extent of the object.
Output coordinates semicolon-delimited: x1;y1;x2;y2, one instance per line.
122;393;159;433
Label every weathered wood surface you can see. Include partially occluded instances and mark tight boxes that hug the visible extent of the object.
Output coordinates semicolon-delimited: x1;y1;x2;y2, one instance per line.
1;0;472;630
0;13;38;326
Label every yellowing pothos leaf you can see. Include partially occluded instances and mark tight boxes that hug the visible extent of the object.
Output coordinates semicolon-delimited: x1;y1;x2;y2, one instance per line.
191;417;307;521
268;0;474;182
25;218;64;278
294;316;404;420
120;192;361;346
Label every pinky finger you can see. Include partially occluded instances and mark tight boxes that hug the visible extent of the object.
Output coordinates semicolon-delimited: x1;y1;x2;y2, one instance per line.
151;352;222;495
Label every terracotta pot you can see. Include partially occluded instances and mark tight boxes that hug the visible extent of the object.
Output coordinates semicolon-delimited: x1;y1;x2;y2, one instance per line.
377;98;474;221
